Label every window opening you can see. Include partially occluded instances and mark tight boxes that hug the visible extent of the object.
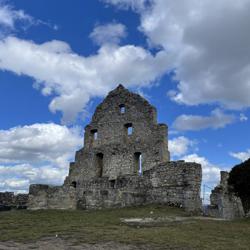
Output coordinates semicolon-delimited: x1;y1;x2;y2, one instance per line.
71;181;77;188
109;180;116;188
91;129;98;140
134;152;142;175
119;104;125;114
125;123;133;135
96;153;104;177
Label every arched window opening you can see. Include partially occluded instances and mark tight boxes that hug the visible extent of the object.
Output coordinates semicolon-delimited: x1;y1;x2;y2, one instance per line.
134;152;142;175
119;104;125;114
96;153;104;177
91;129;98;140
125;123;133;135
71;181;77;188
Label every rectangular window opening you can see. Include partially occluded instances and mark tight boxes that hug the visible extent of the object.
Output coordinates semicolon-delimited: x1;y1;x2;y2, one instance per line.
96;153;103;177
128;126;133;135
119;104;125;114
125;123;133;135
134;152;142;175
91;129;98;140
109;180;116;188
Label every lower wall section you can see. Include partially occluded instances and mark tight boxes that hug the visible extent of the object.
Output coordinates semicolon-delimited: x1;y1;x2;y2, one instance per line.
27;161;202;213
76;161;201;213
28;184;77;210
0;192;28;211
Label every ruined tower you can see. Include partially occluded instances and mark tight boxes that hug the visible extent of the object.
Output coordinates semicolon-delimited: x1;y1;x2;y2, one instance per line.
66;84;170;185
28;85;202;212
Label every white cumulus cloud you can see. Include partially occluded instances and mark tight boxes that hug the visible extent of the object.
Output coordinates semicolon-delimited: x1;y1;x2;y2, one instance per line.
90;22;127;45
0;36;169;123
168;136;195;157
183;154;221;185
173;109;235;131
105;0;250;110
0;123;82;193
0;2;33;29
102;0;150;12
0;123;82;165
230;149;250;162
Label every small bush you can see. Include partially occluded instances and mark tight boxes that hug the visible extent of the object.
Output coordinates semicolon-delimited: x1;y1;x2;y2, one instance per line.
228;158;250;213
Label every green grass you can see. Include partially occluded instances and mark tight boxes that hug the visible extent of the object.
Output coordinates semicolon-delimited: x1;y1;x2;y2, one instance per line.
1;205;250;249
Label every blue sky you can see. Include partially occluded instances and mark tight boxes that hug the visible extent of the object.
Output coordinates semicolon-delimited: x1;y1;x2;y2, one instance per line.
0;0;249;198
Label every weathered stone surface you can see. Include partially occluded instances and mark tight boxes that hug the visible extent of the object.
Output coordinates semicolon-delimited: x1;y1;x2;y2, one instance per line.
28;85;202;213
207;171;245;219
71;161;201;213
0;192;28;210
28;184;77;210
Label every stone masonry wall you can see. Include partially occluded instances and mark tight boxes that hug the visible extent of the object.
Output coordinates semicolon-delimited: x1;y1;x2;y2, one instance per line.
77;161;201;213
0;192;28;211
207;171;245;219
28;184;77;210
29;161;202;213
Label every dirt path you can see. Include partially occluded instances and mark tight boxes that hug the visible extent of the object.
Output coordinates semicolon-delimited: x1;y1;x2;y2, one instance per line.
0;238;179;250
0;239;145;250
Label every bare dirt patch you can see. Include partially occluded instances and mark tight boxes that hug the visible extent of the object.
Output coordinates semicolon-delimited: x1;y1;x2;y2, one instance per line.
121;216;227;227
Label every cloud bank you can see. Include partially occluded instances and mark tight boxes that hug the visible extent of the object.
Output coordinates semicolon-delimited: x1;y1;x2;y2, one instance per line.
0;36;169;123
105;0;250;110
1;0;250;123
0;123;82;192
173;109;235;131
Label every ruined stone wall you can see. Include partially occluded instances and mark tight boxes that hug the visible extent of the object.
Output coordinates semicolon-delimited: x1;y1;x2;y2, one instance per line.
30;161;201;213
28;184;77;210
144;161;201;212
77;161;201;213
0;192;28;211
207;171;245;219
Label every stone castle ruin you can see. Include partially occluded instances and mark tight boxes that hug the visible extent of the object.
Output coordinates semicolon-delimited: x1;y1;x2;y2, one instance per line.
28;85;202;212
0;85;203;213
0;85;247;219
